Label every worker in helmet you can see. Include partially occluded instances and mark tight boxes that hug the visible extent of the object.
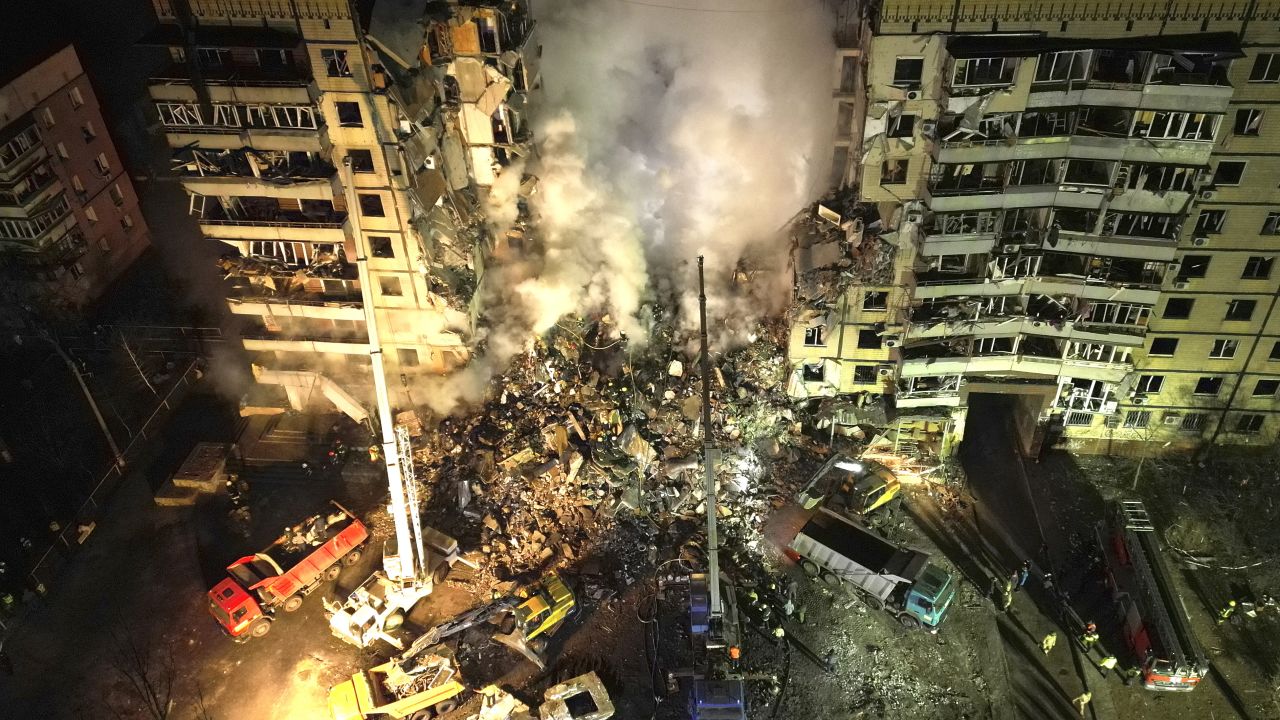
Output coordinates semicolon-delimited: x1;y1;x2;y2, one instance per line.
1080;621;1100;649
1098;655;1118;677
1218;599;1237;625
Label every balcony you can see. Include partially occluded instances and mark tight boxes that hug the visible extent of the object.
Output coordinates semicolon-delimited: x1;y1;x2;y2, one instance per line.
240;330;369;356
148;64;313;106
0;121;44;182
901;352;1129;382
905;314;1146;347
0;163;60;215
7;230;88;268
197;198;347;243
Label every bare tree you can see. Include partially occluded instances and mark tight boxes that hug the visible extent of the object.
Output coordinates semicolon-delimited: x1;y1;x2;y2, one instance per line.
107;626;174;720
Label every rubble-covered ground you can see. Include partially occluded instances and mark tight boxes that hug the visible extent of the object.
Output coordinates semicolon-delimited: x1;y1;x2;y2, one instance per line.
380;312;1002;719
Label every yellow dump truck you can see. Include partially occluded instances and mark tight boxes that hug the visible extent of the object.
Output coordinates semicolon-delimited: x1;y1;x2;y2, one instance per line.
328;644;465;720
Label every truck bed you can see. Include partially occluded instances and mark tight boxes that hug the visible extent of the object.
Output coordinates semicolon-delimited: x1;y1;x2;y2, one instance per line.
791;509;929;601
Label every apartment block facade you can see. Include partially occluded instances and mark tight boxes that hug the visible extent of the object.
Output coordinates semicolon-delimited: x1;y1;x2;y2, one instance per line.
143;0;537;414
791;0;1280;456
0;45;150;319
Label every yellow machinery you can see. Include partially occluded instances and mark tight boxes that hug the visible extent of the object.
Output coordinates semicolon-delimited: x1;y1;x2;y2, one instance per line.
502;572;576;641
328;643;464;720
796;455;901;522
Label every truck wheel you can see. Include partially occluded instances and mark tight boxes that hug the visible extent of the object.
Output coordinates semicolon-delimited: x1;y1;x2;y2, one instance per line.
898;614;920;630
323;564;342;582
864;595;884;612
800;560;820;577
384;611;405;631
408;709;434;720
283;596;304;613
249;619;272;638
342;549;362;567
434;699;458;714
433;563;451;584
819;572;842;588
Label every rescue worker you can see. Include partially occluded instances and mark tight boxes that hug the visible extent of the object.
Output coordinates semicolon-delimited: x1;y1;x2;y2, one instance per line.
1218;599;1237;625
1098;655;1118;677
1073;691;1093;717
1080;621;1100;649
1017;561;1031;590
1001;580;1014;612
368;444;381;463
1120;665;1143;686
1042;632;1058;655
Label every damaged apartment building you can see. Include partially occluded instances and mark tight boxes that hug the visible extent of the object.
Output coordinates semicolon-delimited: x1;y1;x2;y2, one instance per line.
143;0;536;414
0;45;150;322
792;0;1280;458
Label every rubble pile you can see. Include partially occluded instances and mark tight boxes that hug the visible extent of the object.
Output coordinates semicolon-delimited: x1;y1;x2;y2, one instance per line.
406;315;822;591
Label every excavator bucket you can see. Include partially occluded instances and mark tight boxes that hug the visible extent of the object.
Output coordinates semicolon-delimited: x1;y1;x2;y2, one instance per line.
493;629;547;670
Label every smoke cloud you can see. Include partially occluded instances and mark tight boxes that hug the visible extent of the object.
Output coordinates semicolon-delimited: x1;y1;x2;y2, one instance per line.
423;0;835;413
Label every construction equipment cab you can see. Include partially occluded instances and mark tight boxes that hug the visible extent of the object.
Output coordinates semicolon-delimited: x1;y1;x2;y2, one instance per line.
208;501;368;641
502;572;575;641
328;643;464;720
796;455;901;524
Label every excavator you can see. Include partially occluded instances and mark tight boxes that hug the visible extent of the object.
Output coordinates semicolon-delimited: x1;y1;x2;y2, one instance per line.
794;454;901;526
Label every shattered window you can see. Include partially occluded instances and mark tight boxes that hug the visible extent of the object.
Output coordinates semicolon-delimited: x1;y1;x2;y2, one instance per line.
1194;209;1226;235
887;114;916;138
256;49;288;68
379;276;403;297
1243;256;1274;279
336;101;363;127
1261;215;1280;236
397;348;420;367
1034;50;1090;83
1148;337;1178;356
1162;298;1193;319
951;57;1015;87
801;363;825;383
322;49;352;77
1250;53;1280;82
893;57;924;88
1254;379;1280;397
358;194;385;217
881;159;907;184
863;291;888;310
1213;160;1246;185
349;149;375;173
271;106;318;129
1135;374;1164;394
803;326;825;346
1234;414;1265;434
1226;299;1256;321
1210;338;1238;359
369;236;394;258
1177;256;1210;279
857;329;881;349
1193;377;1223;395
197;48;230;68
1235;109;1264;136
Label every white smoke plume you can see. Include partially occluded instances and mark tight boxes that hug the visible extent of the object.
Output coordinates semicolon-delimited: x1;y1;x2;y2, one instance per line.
423;0;835;413
530;0;836;334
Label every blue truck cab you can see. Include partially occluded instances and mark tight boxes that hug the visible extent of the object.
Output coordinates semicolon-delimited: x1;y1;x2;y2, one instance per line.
904;562;956;628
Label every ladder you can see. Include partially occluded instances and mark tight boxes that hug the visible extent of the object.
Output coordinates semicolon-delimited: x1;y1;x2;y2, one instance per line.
1120;500;1154;531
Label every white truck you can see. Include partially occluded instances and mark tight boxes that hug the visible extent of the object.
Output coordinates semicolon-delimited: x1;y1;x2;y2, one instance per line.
786;508;955;630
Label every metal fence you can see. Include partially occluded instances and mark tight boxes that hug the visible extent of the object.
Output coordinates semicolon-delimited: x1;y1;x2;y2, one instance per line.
0;359;204;631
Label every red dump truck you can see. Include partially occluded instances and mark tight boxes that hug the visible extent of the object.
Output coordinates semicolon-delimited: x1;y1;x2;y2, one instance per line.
208;501;368;641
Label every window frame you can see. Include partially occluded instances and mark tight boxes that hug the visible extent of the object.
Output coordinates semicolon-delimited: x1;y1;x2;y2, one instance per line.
1210;338;1240;359
1194;209;1226;235
892;57;924;88
1234;108;1264;136
322;48;352;78
1135;374;1164;394
1193;376;1223;396
335;101;363;128
1225;298;1257;321
1253;379;1280;397
1148;337;1179;356
1213;160;1247;186
1250;53;1280;83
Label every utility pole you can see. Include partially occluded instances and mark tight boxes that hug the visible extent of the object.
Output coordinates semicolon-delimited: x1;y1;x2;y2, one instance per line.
40;330;124;469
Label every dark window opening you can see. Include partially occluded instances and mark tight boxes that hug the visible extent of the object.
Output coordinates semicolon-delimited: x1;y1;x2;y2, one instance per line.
857;329;882;349
1226;299;1257;321
349;149;375;173
1194;377;1223;395
370;235;394;258
1148;337;1178;356
336;101;363;127
359;194;385;217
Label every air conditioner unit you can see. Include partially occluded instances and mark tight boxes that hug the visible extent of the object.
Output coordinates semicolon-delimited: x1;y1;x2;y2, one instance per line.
877;366;895;377
884;336;903;348
1200;189;1217;200
920;119;938;137
906;90;922;100
1162;413;1183;425
1131;396;1147;405
906;211;924;224
1000;243;1021;254
1105;415;1122;428
1173;280;1190;290
1191;236;1209;247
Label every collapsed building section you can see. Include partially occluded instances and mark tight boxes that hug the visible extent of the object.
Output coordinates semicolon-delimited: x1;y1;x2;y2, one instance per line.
142;0;537;414
789;7;1277;461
